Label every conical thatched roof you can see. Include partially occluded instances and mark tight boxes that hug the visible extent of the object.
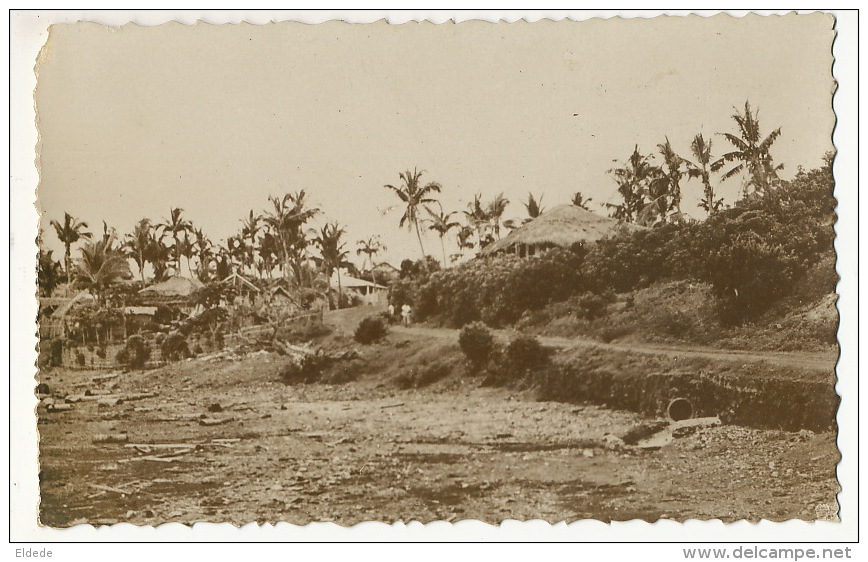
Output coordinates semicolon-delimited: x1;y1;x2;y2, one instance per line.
482;204;644;255
139;276;204;297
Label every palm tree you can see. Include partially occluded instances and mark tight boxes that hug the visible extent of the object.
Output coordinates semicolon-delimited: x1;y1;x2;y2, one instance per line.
523;192;545;223
263;191;320;286
356;235;385;280
383;168;442;258
654;137;687;220
37;230;63;297
240;210;260;276
100;221;118;247
256;231;279;280
716;101;783;199
425;203;461;266
49;212;92;284
314;222;351;306
158;208;192;275
123;218;152;285
456;225;476;259
74;235;131;303
686;133;724;215
606;146;656;223
570;192;593;210
464;193;490;248
486;193;510;239
178;231;196;278
192;228;213;282
145;227;171;282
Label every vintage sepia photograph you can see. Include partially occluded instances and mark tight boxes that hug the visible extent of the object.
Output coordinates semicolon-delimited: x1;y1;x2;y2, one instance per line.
21;10;845;534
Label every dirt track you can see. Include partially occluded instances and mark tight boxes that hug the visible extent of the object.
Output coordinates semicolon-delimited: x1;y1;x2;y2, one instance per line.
390;325;837;372
37;314;840;526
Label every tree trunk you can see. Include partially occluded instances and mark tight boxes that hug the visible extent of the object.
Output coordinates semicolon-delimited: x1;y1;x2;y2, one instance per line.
173;233;180;275
440;236;447;267
64;246;71;292
414;221;426;258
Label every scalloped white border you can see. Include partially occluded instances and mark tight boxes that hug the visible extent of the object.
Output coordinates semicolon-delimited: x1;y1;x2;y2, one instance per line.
7;8;859;550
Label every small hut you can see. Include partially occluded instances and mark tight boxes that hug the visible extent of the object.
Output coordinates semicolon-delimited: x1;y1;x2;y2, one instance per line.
369;262;400;285
139;276;204;298
331;274;388;306
267;285;299;311
481;204;645;257
40;289;96;339
221;272;261;305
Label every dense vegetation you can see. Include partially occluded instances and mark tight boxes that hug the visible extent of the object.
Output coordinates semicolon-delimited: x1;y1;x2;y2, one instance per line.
394;156;835;329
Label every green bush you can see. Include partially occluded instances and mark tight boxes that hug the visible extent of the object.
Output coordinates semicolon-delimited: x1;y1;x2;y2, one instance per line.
161;332;190;361
704;235;798;325
414;248;586;328
115;347;130;365
483;335;553;387
354;316;387;344
115;334;151;368
505;335;552;374
576;291;615;320
459;322;495;369
279;355;331;385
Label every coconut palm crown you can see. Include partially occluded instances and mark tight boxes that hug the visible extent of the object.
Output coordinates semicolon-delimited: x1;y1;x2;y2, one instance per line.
49;212;92;283
384;168;442;258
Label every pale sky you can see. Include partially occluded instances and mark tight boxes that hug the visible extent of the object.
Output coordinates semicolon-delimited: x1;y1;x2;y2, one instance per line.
34;14;836;267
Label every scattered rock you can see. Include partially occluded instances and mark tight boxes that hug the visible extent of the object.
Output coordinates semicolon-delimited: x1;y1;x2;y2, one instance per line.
603;434;625;450
92;433;129;444
797;429;815;441
46;403;73;413
199;417;235;426
621;420;669;446
207;403;223;413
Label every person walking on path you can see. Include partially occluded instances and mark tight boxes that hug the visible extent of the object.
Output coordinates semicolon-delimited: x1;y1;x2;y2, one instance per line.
401;304;412;326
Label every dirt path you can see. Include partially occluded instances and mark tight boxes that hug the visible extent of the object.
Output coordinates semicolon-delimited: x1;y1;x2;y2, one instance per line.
389;325;837;373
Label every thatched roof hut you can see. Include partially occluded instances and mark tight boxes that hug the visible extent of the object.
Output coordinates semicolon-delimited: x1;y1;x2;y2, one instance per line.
138;276;204;298
221;272;260;293
481;204;644;257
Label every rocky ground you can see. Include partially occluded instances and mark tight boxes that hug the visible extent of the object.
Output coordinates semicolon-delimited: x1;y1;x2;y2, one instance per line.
37;335;839;527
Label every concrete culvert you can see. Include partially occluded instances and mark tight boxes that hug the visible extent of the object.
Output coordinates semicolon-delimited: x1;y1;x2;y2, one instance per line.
667;397;694;421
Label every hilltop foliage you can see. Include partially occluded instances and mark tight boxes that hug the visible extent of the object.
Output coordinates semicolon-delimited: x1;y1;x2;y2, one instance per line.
400;159;835;328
